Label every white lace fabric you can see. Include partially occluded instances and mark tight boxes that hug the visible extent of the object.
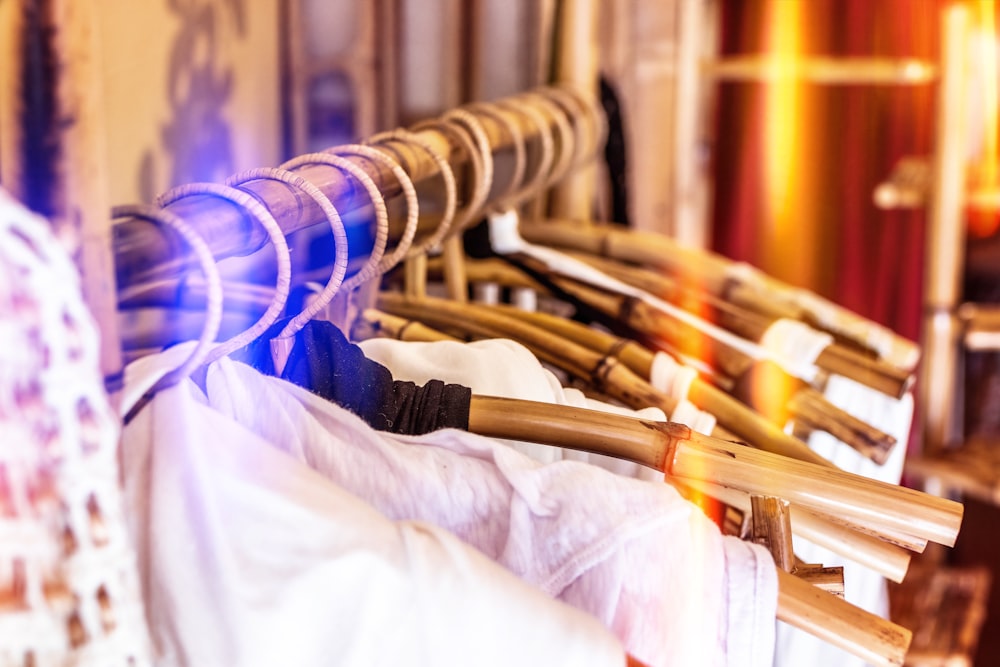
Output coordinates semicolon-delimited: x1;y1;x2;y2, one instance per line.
0;189;151;666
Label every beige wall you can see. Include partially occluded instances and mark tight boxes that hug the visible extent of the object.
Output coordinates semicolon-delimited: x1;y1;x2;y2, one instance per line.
95;0;281;206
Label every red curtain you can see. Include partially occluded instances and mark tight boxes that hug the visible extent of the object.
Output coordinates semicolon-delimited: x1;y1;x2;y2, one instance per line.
710;0;945;343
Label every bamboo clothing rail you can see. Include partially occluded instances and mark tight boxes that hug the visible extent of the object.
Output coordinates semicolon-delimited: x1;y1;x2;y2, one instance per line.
102;83;964;666
112;86;602;292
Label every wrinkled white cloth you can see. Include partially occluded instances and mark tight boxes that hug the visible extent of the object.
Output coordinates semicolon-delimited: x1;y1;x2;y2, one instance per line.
774;375;914;667
359;336;667;480
214;340;777;667
120;373;625;667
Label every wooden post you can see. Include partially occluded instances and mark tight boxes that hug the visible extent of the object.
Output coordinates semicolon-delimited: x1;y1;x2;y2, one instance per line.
14;0;122;401
919;5;970;454
752;495;795;572
0;1;23;192
794;564;846;598
548;0;599;221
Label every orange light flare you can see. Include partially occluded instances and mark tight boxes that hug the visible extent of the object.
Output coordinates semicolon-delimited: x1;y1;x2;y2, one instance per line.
754;0;808;420
968;0;1000;238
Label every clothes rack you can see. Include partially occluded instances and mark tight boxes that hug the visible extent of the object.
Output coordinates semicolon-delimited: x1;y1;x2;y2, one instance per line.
19;69;958;665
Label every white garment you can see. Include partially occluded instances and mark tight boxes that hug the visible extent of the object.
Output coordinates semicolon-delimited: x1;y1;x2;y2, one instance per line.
774;375;914;667
203;354;777;667
359;336;667;480
120;375;625;667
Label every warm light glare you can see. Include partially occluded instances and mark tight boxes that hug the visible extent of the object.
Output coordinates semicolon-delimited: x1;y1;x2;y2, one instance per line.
756;0;805;424
970;0;1000;237
763;0;802;244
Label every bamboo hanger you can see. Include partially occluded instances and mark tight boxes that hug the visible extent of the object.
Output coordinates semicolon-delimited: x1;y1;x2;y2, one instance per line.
367;129;458;299
224;167;349;374
155;182;293;369
409;112;493;302
519;219;922;372
492;98;556;218
373;294;959;541
465;395;923;666
563;249;914;401
280;151;390;329
436;254;898;463
461;102;528;211
513;90;578;191
353;304;913;583
111;204;223;407
326;144;421;317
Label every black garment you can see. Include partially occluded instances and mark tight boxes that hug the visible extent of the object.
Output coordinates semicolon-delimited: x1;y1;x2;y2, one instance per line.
600;75;629;227
234;319;471;435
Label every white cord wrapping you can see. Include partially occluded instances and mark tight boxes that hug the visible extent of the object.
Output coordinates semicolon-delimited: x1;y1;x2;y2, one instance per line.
649;352;699;402
669;399;717;436
648;352;717;434
759;319;834;385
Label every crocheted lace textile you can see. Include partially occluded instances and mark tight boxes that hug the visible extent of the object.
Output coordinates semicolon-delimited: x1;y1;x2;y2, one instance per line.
0;188;151;665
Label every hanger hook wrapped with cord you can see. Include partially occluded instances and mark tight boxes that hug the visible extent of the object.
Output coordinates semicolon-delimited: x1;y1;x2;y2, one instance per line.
413;118;489;236
279;151;392;327
461;102;527;212
325;144;419;279
367;128;459;299
513;90;576;189
440;109;494;221
155;182;291;369
492;98;556;206
281;152;390;295
224;168;349;369
366;128;458;256
528;86;597;175
113;203;223;414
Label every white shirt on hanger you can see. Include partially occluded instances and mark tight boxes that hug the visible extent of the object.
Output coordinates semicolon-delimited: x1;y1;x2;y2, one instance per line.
120;360;626;667
212;338;777;667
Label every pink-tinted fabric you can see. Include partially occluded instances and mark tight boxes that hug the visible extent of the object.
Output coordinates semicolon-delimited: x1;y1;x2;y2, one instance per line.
204;356;777;667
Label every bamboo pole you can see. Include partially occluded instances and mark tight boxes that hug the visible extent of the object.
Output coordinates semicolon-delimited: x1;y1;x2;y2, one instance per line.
471;267;899;462
532;249;913;398
519;220;921;370
702;55;936;86
111;86;602;293
752;495;795;572
468;396;920;665
918;5;970;455
680;477;912;583
776;569;910;667
548;0;599;220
